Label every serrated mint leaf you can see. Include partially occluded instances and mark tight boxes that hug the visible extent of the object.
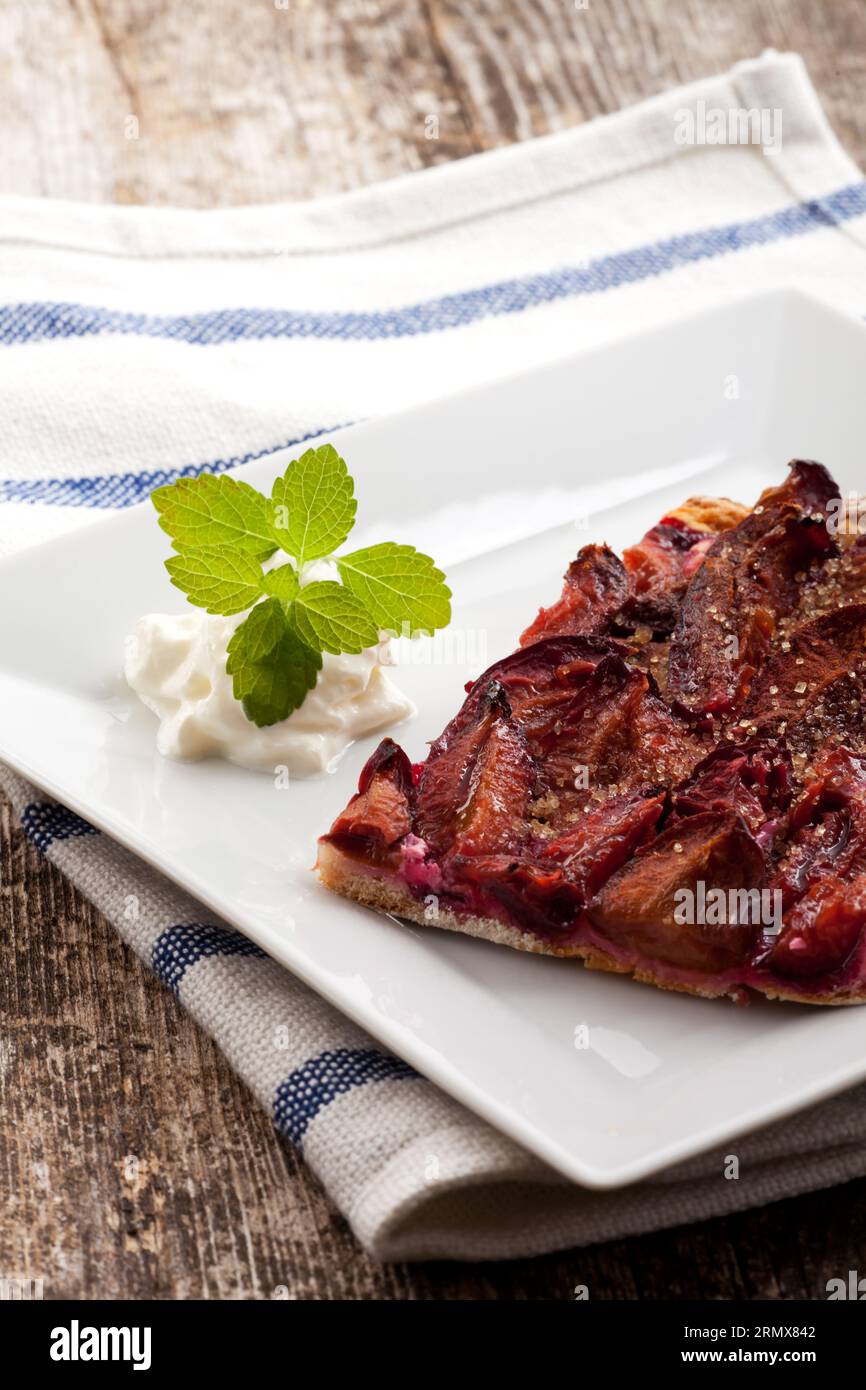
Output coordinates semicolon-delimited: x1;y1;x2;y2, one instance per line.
225;598;321;727
164;546;264;616
290;581;379;655
262;562;299;603
153;474;278;560
337;543;451;636
270;444;357;565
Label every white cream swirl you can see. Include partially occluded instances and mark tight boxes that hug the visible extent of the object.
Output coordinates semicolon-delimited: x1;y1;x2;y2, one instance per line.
124;611;414;775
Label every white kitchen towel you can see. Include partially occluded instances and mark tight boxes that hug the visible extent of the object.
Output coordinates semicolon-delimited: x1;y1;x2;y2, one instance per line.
2;50;866;1262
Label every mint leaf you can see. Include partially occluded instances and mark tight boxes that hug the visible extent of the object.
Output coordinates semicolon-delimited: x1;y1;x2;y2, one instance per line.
289;580;379;655
149;447;451;729
262;562;299;603
153;475;278;560
165;546;264;615
271;444;356;565
337;543;451;636
225;598;321;727
226;596;285;664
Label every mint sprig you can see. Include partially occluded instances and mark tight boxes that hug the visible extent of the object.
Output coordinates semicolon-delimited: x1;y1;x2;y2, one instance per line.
151;444;451;728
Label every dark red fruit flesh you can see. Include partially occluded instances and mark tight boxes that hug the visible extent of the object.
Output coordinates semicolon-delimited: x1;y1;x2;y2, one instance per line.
620;518;708;633
519;544;628;646
667;462;839;717
764;749;866;978
327;738;414;846
586;811;766;972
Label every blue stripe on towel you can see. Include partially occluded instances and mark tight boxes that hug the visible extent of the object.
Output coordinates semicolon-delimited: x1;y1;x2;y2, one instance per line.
0;423;348;509
274;1047;418;1145
20;802;99;852
152;922;266;993
1;183;864;349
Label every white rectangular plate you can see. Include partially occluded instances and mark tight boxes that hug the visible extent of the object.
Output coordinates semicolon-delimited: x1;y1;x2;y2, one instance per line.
3;288;866;1189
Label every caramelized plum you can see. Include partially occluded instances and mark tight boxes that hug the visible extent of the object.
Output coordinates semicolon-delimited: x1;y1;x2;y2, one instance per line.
668;462;838;716
671;740;791;840
520;544;629;646
448;718;537;859
745;605;866;753
756;459;840;514
537;790;665;898
326;738;414;847
447;793;663;932
416;680;516;856
436;635;629;746
621;518;709;633
766;749;866;976
768;875;866;978
534;653;698;816
587;811;766;971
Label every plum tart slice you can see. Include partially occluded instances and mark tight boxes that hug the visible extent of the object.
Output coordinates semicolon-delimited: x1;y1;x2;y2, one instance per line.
318;461;866;1004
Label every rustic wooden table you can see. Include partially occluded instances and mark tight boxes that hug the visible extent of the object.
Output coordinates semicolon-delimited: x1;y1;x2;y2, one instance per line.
2;0;866;1300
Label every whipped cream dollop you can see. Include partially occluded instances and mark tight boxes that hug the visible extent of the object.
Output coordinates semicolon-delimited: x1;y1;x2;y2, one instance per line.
124;611;415;776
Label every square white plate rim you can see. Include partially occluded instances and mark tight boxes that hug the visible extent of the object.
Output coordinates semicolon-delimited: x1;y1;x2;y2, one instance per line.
3;285;866;1191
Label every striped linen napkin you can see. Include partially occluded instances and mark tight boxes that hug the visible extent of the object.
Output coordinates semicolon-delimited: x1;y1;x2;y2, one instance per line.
3;50;866;1262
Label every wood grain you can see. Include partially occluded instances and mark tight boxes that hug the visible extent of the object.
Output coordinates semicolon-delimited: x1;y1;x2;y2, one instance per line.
2;0;866;1299
0;0;863;205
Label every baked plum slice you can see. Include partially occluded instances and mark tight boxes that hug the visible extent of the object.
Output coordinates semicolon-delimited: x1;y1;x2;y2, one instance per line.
416;637;645;857
764;749;866;978
532;653;700;821
415;680;530;857
767;878;866;980
447;791;665;935
322;737;415;861
519;544;629;646
668;461;839;717
618;495;747;633
671;739;792;844
438;702;537;861
521;497;748;644
348;636;635;867
423;634;631;777
744;604;866;754
535;789;666;896
587;811;767;972
619;517;707;632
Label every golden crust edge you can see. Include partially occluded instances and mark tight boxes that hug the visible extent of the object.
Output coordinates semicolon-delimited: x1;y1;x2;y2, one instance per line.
316;841;866;1007
666;494;750;533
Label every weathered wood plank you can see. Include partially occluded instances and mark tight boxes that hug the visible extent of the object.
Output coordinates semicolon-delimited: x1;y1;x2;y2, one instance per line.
0;1;862;206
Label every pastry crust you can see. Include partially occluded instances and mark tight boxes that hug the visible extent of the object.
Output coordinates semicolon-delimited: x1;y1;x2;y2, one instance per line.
316;841;866;1006
666;494;749;533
